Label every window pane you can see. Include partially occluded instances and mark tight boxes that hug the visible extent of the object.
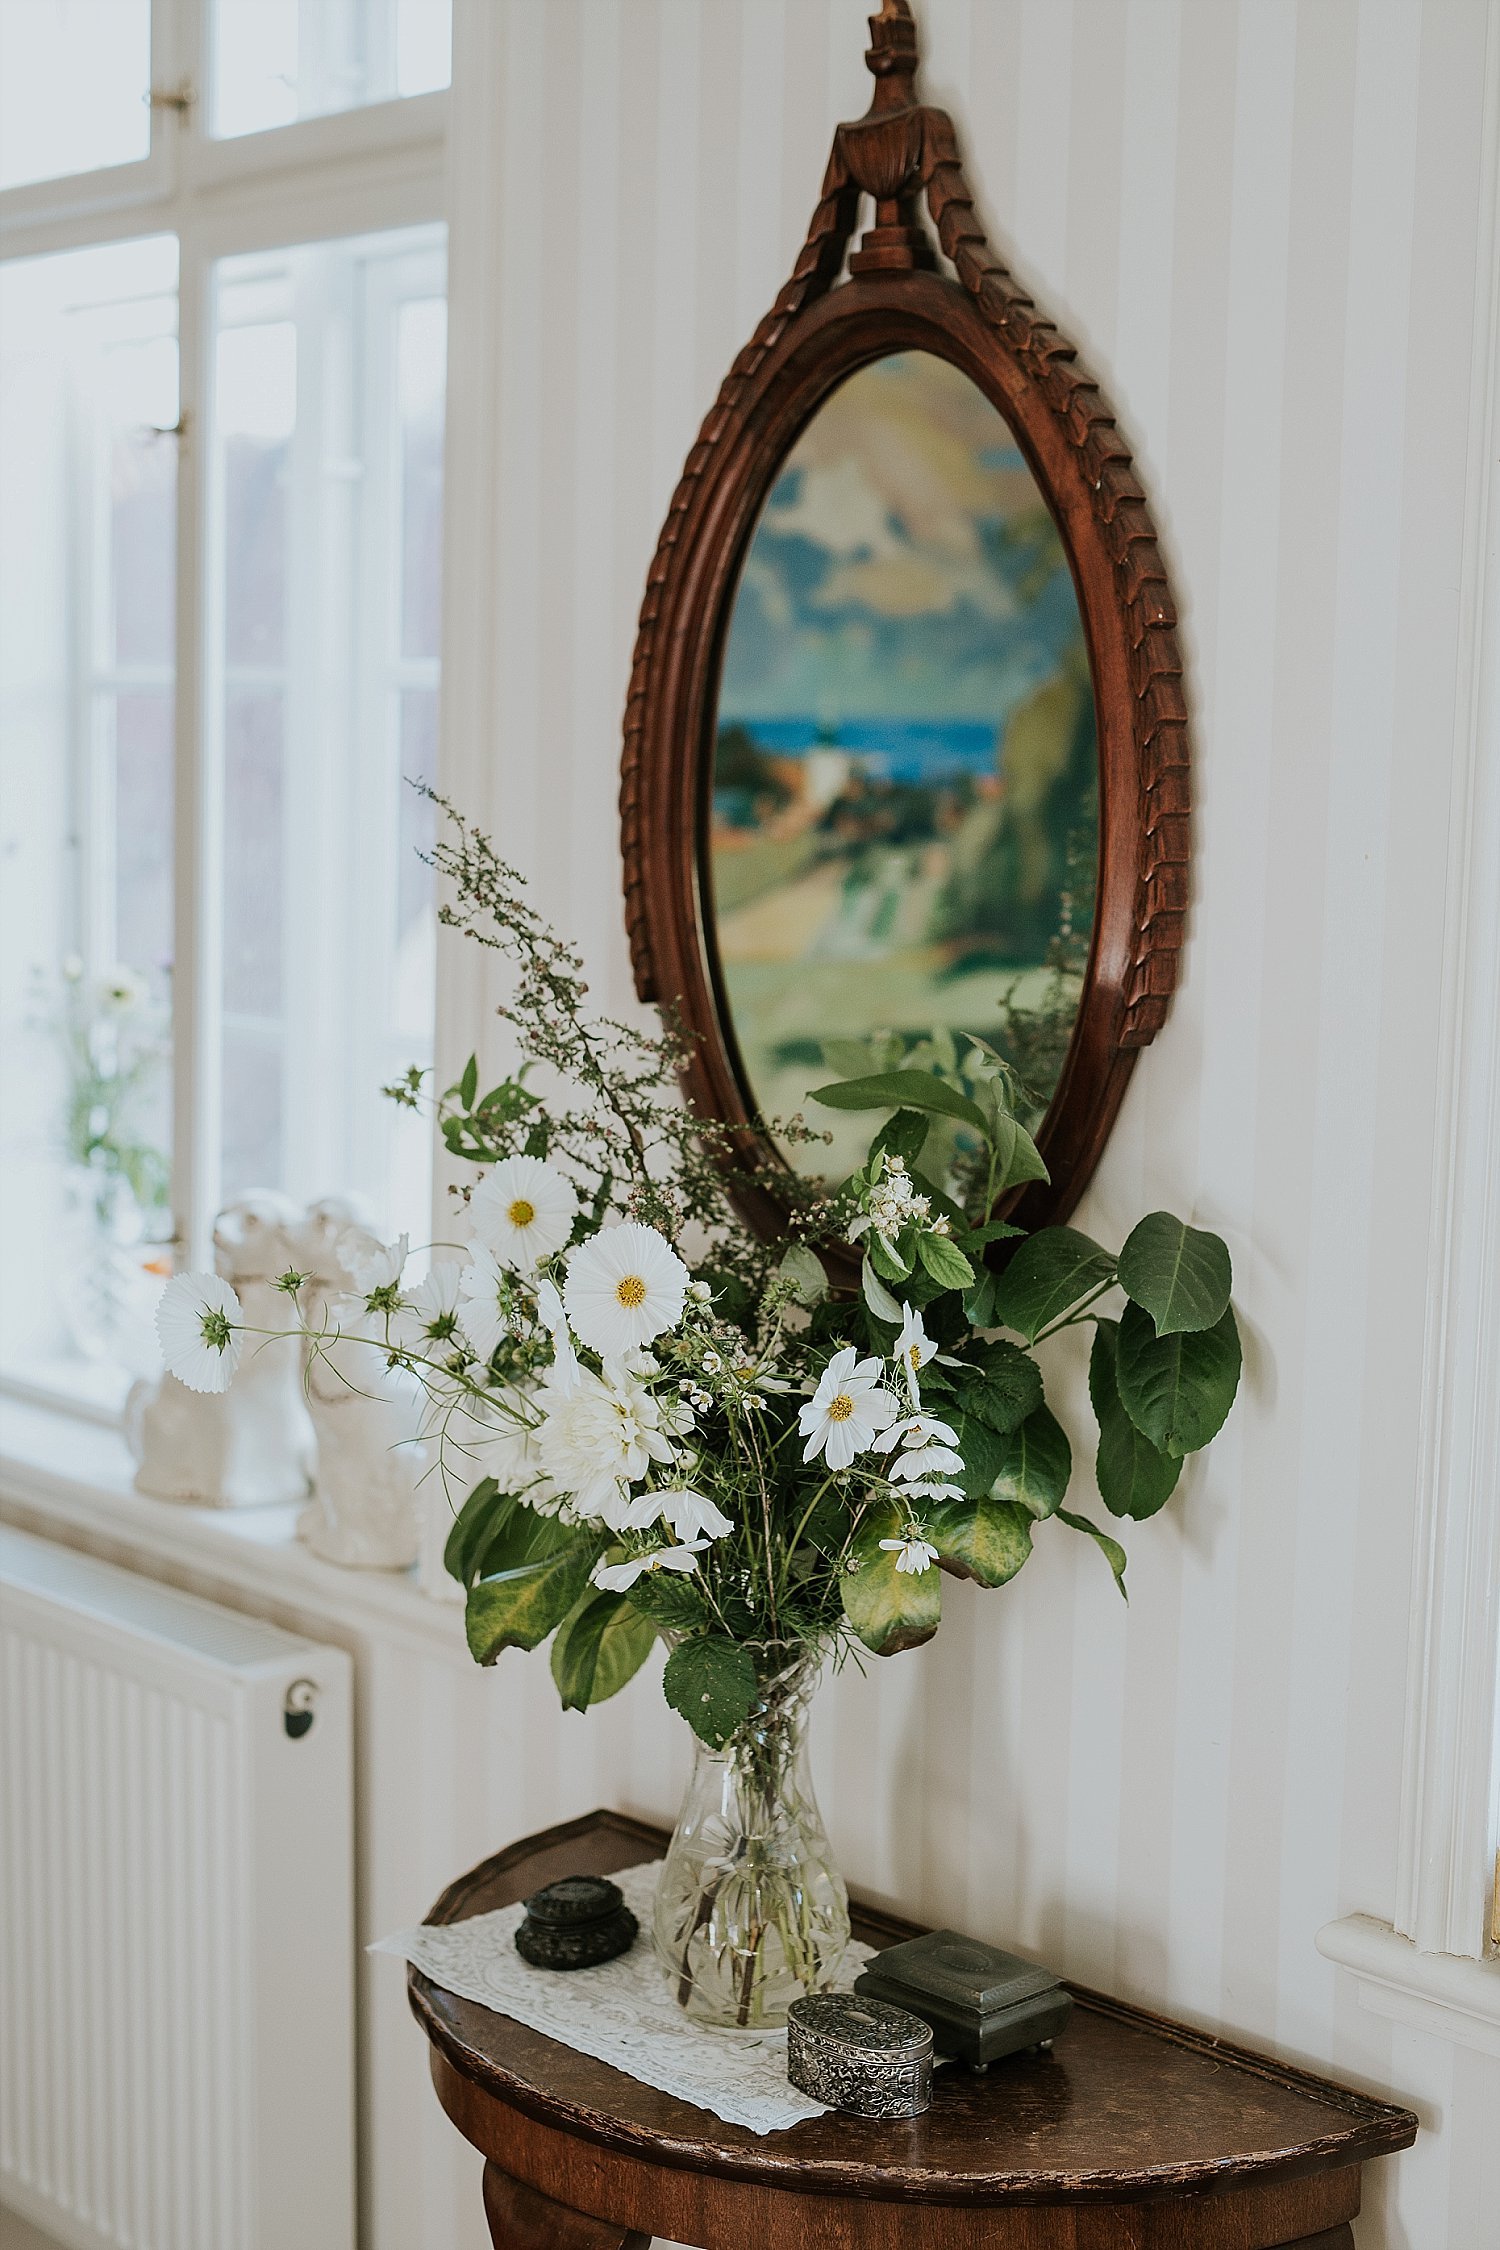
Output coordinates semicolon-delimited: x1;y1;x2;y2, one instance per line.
0;239;177;1403
209;229;445;1249
211;0;451;140
0;0;152;191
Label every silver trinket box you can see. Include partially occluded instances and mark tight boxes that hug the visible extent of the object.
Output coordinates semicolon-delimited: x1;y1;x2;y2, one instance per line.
785;1991;934;2118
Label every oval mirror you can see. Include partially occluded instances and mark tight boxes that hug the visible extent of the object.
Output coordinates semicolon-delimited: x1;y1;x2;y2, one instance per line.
621;0;1189;1239
710;348;1097;1185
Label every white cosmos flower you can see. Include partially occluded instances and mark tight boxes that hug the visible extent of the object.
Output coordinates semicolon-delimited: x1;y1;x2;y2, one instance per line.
653;1486;735;1544
469;1156;577;1271
340;1229;409;1296
897;1479;965;1503
391;1261;464;1354
591;1540;709;1593
534;1361;679;1521
456;1243;515;1361
797;1346;899;1471
894;1304;938;1402
879;1533;940;1575
889;1444;965;1484
157;1272;244;1394
533;1275;582;1396
564;1223;689;1356
874;1412;959;1452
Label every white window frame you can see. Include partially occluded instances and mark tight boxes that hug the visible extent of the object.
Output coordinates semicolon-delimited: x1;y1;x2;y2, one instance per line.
0;0;448;1294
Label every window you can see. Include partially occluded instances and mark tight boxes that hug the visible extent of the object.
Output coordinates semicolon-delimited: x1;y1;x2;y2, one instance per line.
0;2;448;1413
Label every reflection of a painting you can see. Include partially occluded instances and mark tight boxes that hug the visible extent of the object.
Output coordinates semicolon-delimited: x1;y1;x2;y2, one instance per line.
711;349;1097;1174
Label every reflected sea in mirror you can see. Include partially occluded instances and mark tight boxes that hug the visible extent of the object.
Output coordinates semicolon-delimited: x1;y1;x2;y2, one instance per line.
710;350;1098;1178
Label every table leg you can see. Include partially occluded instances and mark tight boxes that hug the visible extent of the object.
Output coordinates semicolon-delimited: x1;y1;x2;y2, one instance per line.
482;2159;652;2249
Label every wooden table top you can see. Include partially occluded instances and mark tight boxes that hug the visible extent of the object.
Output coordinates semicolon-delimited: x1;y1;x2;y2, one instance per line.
407;1809;1417;2213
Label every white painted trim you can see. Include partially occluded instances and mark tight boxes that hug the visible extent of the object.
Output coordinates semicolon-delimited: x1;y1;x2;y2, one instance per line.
1396;8;1500;1962
0;1396;471;1665
1317;1915;1500;2059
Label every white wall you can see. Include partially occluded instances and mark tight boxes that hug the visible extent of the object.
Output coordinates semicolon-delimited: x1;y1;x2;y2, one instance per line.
432;3;1500;2244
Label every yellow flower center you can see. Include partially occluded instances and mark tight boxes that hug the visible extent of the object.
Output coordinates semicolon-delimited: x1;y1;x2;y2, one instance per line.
507;1198;536;1227
827;1393;855;1423
908;1345;922;1370
615;1274;648;1308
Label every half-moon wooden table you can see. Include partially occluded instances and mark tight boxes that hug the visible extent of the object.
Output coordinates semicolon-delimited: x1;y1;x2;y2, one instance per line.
408;1810;1416;2250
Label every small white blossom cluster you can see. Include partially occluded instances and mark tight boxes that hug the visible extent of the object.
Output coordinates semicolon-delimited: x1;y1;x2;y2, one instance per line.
847;1154;930;1252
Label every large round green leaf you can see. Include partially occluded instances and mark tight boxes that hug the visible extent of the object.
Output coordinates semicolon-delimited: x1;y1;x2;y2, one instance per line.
662;1635;759;1748
1089;1321;1184;1519
926;1493;1034;1586
841;1502;942;1655
990;1402;1073;1519
1117;1212;1232;1337
991;1226;1117;1344
1114;1299;1242;1457
550;1590;658;1711
951;1339;1044;1436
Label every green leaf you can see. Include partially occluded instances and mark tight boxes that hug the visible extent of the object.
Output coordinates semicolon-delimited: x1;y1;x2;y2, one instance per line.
661;1635;759;1749
962;1220;1026;1250
458;1053;478;1109
916;1233;976;1291
951;1341;1044;1437
809;1070;989;1136
951;1410;1010;1500
465;1535;599;1663
992;1226;1118;1344
861;1260;904;1325
1115;1299;1242;1457
1117;1212;1233;1337
1057;1509;1129;1598
990;1402;1072;1519
443;1476;516;1588
926;1493;1034;1586
988;1109;1050;1193
962;1269;999;1329
869;1230;914;1283
872;1109;930;1167
778;1242;828;1306
621;1570;710;1634
1089;1321;1184;1520
550;1591;657;1711
840;1501;942;1655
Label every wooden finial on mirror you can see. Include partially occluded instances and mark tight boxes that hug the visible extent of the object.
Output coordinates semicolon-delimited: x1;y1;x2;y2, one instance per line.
848;0;933;270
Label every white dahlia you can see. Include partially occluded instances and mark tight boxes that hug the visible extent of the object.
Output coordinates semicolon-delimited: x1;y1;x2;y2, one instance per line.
156;1272;244;1394
797;1346;899;1471
468;1156;577;1271
563;1223;689;1357
533;1361;679;1522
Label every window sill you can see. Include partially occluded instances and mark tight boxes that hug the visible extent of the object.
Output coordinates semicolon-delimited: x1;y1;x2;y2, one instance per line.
0;1394;469;1664
1316;1914;1500;2058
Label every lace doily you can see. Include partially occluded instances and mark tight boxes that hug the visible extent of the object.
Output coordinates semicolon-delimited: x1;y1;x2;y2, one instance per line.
372;1860;875;2135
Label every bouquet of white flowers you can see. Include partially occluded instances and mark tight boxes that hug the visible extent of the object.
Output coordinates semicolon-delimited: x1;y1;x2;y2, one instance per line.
158;801;1241;2026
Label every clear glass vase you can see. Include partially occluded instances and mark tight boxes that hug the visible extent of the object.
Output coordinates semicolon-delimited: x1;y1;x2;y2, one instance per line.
652;1648;849;2029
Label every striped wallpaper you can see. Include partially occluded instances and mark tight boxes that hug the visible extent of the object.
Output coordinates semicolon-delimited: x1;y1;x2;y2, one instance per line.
417;4;1500;2243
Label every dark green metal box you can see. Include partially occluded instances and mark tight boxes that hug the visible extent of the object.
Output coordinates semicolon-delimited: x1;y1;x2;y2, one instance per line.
854;1929;1072;2068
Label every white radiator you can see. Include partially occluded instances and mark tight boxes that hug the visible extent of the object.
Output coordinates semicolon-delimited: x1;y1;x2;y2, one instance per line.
0;1527;355;2250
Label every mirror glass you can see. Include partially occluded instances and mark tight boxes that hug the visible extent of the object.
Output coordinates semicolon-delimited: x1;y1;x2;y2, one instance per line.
709;349;1099;1177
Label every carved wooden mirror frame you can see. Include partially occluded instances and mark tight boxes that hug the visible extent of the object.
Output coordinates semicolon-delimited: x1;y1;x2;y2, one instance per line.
620;0;1188;1237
